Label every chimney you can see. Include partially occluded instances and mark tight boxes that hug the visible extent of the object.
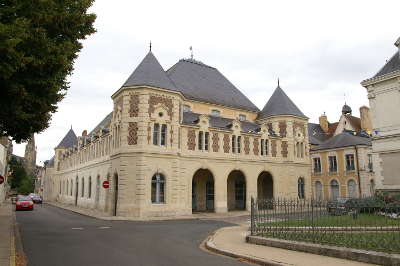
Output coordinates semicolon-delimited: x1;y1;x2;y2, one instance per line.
360;106;372;133
319;113;329;133
82;130;87;137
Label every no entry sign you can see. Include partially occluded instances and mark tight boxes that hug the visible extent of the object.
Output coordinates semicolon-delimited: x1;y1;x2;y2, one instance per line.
102;180;110;189
0;175;4;185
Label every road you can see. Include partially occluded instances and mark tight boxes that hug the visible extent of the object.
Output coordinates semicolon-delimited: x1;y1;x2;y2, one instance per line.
16;204;246;266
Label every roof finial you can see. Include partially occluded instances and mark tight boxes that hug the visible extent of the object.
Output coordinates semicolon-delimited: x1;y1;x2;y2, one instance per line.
149;41;152;52
277;78;280;88
190;46;193;60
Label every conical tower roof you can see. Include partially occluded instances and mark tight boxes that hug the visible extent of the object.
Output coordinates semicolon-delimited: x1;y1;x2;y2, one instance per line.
123;51;177;91
258;85;306;119
56;128;77;149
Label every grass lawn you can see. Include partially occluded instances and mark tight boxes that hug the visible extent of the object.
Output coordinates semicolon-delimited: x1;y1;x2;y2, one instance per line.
261;213;399;227
261;231;400;253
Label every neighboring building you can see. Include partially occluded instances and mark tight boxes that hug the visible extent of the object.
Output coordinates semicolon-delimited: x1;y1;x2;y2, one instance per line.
361;37;400;193
309;104;375;200
43;50;311;218
0;137;12;203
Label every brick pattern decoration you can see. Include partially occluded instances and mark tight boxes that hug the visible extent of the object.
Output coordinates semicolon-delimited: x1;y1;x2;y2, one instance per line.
187;129;196;151
244;136;250;155
279;121;287;137
271;140;277;157
147;123;151;144
293;121;306;136
212;132;220;152
281;141;288;157
127;122;138;145
223;134;230;153
253;138;259;155
129;94;140;117
148;95;173;119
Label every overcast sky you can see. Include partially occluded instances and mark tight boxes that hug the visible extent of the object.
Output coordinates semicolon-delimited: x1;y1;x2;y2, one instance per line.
13;0;400;165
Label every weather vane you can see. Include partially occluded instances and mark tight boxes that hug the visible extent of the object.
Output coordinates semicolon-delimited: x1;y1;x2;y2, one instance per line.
190;46;193;60
278;78;280;87
149;41;152;52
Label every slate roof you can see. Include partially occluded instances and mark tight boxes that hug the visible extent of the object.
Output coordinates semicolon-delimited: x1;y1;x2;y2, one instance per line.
258;86;306;119
45;156;54;168
89;111;113;136
311;132;371;151
374;51;400;78
123;51;177;91
308;123;329;145
167;59;259;112
182;112;260;133
56;129;77;149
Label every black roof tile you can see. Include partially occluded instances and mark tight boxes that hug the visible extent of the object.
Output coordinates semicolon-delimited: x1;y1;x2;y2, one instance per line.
56;129;77;149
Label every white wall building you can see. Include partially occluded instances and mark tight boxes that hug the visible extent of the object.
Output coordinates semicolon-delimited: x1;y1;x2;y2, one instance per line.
361;37;400;192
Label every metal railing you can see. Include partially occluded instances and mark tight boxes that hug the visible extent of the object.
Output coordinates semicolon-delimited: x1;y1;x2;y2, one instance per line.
250;197;400;253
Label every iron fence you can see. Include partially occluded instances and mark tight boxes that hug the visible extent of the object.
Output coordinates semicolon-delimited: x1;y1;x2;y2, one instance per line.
250;197;400;253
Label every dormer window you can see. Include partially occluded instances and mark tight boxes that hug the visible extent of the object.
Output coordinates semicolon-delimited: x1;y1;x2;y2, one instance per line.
183;105;191;112
211;109;220;117
238;114;246;121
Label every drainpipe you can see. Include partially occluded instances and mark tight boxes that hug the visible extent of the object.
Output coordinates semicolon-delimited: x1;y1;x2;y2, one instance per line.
354;145;362;198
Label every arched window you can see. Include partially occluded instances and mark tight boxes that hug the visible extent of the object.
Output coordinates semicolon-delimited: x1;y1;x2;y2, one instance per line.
330;179;339;200
67;181;69;196
81;177;85;198
315;181;323;200
298;177;305;199
151;174;165;204
88;176;92;198
347;180;357;198
70;180;73;196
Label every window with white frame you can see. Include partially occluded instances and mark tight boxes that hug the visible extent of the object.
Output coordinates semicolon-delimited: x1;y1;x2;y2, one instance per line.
238;114;246;121
315;181;323;200
313;157;321;173
347;179;357;198
237;136;241;153
260;139;269;156
231;135;241;153
153;123;167;146
151;173;165;204
345;154;355;171
88;176;92;198
232;135;236;153
330;179;339;200
211;109;220;116
198;131;209;151
328;156;337;173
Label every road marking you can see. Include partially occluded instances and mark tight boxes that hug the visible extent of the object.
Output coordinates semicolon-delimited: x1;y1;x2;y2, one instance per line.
71;227;84;230
98;226;111;229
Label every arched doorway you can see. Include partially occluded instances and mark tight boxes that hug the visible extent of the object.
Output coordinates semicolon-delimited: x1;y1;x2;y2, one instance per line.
257;172;273;199
330;179;339;200
113;173;118;216
227;170;246;211
192;169;214;212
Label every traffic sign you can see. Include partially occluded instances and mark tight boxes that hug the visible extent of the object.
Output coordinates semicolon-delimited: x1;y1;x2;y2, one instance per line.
102;180;110;189
0;175;4;185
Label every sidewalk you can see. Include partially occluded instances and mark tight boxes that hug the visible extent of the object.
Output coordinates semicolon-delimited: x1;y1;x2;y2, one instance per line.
0;201;15;266
47;201;250;221
206;226;375;266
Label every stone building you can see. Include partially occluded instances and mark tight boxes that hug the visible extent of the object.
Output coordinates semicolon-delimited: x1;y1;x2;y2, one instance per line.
24;134;37;176
309;104;375;200
0;137;12;204
361;37;400;193
43;50;311;218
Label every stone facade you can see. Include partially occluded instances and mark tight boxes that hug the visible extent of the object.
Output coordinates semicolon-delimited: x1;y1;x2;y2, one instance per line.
43;51;311;218
361;37;400;192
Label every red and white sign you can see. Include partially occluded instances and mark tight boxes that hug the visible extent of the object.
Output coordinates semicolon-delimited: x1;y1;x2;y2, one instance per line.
102;180;110;189
0;175;4;185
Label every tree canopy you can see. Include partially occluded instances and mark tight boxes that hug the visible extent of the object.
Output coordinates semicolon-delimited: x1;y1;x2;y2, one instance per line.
0;0;96;142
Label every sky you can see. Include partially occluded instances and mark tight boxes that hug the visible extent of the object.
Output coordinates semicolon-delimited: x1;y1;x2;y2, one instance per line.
12;0;400;165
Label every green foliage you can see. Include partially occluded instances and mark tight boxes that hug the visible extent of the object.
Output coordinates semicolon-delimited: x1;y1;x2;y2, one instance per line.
0;0;96;142
7;156;34;194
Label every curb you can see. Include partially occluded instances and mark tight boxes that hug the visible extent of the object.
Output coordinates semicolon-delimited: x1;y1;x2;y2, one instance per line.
247;235;400;266
204;228;284;266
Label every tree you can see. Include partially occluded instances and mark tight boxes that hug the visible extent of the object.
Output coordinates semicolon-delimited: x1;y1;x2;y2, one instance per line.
8;156;35;194
0;0;96;142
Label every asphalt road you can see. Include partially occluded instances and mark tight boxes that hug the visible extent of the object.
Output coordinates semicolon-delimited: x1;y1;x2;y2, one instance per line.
16;204;246;266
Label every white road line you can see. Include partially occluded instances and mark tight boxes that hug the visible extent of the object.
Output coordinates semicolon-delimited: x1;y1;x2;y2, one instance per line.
98;226;111;229
71;227;84;230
